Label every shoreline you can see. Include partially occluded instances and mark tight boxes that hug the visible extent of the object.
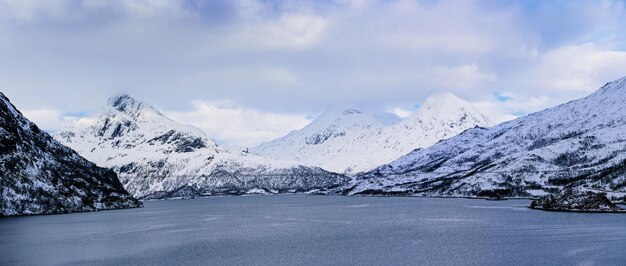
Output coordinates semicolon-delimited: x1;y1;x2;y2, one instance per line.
528;206;626;214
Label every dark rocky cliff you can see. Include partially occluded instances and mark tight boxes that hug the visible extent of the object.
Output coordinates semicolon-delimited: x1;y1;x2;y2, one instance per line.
0;92;141;216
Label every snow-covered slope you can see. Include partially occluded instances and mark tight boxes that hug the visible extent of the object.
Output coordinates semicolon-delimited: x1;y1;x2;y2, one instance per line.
349;77;626;201
0;92;140;216
54;95;347;199
253;93;490;174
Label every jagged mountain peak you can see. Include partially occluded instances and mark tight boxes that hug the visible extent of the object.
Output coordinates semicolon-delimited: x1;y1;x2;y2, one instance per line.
54;95;347;199
1;91;140;215
106;94;163;119
108;94;135;107
56;94;217;159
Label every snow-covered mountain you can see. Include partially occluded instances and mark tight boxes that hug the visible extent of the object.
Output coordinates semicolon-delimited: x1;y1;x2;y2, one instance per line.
348;77;626;201
0;92;140;216
253;93;490;174
54;95;347;199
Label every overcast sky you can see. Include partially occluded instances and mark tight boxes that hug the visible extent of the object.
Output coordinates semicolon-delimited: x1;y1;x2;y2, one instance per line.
1;0;626;146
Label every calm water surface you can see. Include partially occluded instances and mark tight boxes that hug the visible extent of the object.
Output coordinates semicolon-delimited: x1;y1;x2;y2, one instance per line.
1;195;625;266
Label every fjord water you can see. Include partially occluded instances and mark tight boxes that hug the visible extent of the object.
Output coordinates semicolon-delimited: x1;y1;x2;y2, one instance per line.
1;196;625;266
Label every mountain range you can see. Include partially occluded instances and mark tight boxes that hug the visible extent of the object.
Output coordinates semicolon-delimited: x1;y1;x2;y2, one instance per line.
253;93;490;174
54;95;348;199
347;77;626;201
4;76;626;216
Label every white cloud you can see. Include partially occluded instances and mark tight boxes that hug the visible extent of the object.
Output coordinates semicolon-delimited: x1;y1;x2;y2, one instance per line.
429;64;498;91
164;100;312;147
228;13;328;50
179;66;303;90
0;0;69;21
1;0;626;146
473;96;551;125
81;0;188;19
388;107;413;119
21;107;82;131
472;101;518;125
519;43;626;93
482;43;626;119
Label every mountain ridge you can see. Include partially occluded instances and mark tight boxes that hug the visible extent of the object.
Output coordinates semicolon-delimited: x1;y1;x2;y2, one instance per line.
0;92;141;216
54;95;348;199
347;76;626;200
252;92;490;174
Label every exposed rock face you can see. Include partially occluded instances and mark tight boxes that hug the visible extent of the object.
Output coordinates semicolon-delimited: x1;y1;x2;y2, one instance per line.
54;95;348;199
348;76;626;198
530;188;624;212
0;92;141;216
253;93;490;174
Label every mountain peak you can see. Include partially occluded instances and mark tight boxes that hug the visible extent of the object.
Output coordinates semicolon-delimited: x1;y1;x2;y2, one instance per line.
313;107;397;128
106;94;162;118
350;75;626;198
0;92;141;215
318;107;363;117
342;108;362;115
254;93;489;173
396;92;492;130
421;92;470;110
108;94;136;108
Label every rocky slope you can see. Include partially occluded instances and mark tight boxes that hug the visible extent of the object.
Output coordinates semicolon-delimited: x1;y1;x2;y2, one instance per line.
253;93;490;174
54;95;347;199
530;188;624;212
349;77;626;200
0;92;141;216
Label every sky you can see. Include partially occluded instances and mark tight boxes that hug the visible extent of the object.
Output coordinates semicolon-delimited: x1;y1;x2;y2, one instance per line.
1;0;626;146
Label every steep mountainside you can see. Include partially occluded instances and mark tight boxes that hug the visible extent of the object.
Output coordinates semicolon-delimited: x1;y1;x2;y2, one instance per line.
55;95;347;199
0;92;140;216
253;93;490;174
349;77;626;201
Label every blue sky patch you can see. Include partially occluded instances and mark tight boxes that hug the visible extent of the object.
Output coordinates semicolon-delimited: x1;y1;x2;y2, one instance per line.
493;92;511;102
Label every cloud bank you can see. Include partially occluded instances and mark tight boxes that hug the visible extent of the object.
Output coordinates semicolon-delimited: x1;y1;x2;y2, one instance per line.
1;0;625;146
